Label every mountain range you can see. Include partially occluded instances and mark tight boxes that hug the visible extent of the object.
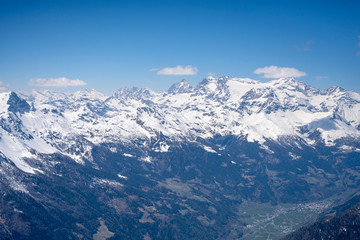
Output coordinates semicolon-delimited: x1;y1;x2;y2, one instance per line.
0;76;360;239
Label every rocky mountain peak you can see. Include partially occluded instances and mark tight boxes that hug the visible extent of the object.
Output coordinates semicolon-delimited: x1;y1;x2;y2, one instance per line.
195;76;230;95
167;79;192;94
326;86;346;95
113;87;155;100
7;92;31;114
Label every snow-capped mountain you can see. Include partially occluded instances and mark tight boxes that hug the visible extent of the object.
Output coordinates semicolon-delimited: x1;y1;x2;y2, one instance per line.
1;76;360;239
1;76;360;173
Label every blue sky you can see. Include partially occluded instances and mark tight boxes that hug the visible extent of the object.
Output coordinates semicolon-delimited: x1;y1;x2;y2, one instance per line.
0;0;359;94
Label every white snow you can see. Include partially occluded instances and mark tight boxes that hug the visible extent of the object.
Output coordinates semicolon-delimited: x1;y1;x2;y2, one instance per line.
123;153;134;157
1;77;360;173
203;146;217;153
92;178;123;188
153;142;170;152
226;77;263;99
118;174;128;179
0;128;52;174
141;156;152;163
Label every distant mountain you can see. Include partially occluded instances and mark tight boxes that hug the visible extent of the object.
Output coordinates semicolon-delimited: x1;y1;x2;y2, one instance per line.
0;77;360;239
2;76;360;174
167;79;192;94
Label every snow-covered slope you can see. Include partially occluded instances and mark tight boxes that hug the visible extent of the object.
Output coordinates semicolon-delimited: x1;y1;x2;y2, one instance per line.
1;77;360;173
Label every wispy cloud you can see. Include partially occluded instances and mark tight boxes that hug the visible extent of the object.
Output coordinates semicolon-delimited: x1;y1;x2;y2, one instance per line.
0;81;6;92
29;77;87;87
156;65;198;75
296;39;315;51
254;66;306;78
303;39;315;51
149;68;159;72
357;36;360;56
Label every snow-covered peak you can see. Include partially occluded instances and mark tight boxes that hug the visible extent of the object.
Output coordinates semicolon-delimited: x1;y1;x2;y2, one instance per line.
265;78;321;98
269;77;297;85
167;79;192;94
326;86;346;95
25;90;70;106
112;87;156;100
269;78;307;90
71;89;107;101
195;76;229;95
226;78;263;99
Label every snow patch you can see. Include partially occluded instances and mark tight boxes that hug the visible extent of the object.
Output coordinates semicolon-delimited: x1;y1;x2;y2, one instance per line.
91;178;123;188
203;146;217;153
123;153;134;157
118;174;128;180
141;156;152;163
153;142;170;152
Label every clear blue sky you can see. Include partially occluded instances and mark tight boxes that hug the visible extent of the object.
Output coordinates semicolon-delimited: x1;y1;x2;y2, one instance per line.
0;0;359;94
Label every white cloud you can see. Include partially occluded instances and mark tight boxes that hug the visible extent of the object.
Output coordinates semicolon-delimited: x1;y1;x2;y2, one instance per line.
29;77;87;87
156;65;198;75
302;39;315;51
0;81;6;92
254;66;306;78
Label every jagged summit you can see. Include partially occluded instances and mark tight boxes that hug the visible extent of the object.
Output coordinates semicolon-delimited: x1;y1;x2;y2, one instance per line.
326;86;346;94
167;79;192;94
0;91;31;114
194;75;230;95
7;92;31;114
112;87;155;100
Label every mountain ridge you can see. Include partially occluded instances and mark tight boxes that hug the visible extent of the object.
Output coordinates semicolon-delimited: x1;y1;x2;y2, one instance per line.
1;76;360;174
1;76;360;239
